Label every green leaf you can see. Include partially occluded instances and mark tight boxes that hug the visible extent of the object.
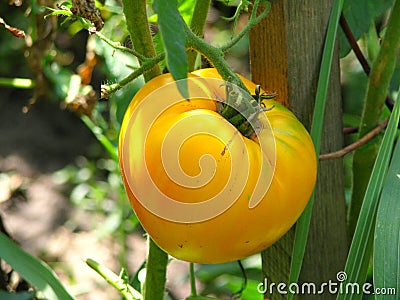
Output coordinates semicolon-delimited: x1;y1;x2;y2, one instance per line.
338;86;400;300
373;127;400;299
43;6;73;18
153;0;189;98
288;1;344;298
0;232;75;300
0;291;36;300
339;0;394;57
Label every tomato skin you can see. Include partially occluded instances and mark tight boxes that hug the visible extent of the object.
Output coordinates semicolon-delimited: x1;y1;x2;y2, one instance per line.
119;68;317;263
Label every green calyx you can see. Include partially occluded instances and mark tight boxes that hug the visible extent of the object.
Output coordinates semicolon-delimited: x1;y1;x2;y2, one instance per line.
217;83;275;139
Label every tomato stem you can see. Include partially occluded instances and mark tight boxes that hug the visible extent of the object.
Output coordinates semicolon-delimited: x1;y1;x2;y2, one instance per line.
189;262;197;296
95;31;148;61
219;0;271;53
121;1;168;300
121;0;161;81
187;0;211;71
183;0;271;138
100;53;165;98
86;259;141;300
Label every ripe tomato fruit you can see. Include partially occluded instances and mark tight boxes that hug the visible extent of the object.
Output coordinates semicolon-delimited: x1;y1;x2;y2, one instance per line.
119;68;317;263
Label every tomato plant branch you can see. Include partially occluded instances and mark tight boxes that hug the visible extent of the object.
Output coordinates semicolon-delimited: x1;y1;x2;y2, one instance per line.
319;118;388;161
187;0;211;71
121;1;168;300
339;13;395;112
220;0;271;53
184;17;266;137
143;238;168;300
339;13;370;75
95;32;148;61
86;258;142;300
350;0;400;236
121;0;161;81
189;263;197;296
101;53;165;98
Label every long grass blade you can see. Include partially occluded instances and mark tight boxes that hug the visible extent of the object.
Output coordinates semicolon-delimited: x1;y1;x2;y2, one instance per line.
337;87;400;300
373;133;400;300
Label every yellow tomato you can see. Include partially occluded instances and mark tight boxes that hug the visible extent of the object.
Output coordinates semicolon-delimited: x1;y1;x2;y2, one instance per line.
119;68;317;263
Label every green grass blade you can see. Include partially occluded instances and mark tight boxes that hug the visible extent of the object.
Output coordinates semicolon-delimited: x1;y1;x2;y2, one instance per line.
337;87;400;300
0;232;75;300
373;114;400;299
288;0;344;298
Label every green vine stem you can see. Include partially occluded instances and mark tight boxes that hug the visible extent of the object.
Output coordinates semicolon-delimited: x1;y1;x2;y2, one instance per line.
122;0;161;81
101;53;165;98
349;0;400;236
187;0;211;71
0;77;35;89
184;0;271;138
189;262;197;296
142;238;168;300
95;31;148;61
220;1;270;52
86;258;142;300
121;1;168;300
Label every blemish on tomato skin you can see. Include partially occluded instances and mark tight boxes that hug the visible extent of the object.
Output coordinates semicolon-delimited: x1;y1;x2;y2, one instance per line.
178;244;183;248
221;146;227;156
221;130;239;156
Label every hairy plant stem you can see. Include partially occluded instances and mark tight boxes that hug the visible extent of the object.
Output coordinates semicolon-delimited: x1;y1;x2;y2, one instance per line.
101;53;165;98
95;31;147;60
184;0;270;137
121;1;168;300
121;0;161;81
349;0;400;236
86;259;142;300
220;1;270;52
189;263;197;296
187;0;211;71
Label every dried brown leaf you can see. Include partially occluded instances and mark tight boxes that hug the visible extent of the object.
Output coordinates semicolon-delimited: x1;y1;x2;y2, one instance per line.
0;17;25;38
